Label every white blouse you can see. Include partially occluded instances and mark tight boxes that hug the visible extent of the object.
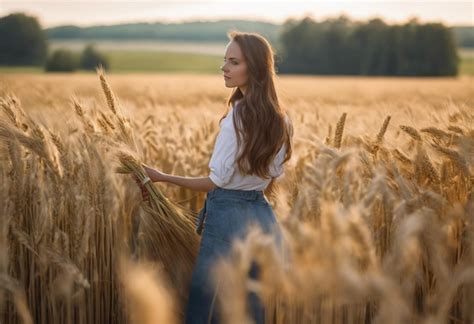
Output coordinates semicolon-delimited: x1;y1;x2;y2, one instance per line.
208;102;289;191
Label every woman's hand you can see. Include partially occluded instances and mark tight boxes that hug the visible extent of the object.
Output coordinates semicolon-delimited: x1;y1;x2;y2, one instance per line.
142;164;167;183
132;165;167;201
133;164;214;193
133;175;150;201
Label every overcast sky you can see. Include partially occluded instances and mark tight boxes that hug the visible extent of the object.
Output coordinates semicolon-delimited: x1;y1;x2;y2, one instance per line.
1;0;472;28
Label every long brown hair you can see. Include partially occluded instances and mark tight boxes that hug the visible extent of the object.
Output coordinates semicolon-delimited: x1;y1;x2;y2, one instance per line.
220;30;293;179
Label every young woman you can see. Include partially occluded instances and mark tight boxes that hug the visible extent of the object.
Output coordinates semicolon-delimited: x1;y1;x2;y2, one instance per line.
136;31;293;324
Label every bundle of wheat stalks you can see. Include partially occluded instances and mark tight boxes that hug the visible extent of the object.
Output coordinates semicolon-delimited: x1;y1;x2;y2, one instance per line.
116;151;199;308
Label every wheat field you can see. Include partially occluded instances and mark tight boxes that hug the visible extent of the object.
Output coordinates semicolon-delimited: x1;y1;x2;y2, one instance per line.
0;72;472;324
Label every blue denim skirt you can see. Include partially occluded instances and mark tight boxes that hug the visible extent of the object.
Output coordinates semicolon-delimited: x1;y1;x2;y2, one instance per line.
184;187;283;324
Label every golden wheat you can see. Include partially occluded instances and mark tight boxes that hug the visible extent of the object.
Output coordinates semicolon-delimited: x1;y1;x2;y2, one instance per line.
0;73;472;323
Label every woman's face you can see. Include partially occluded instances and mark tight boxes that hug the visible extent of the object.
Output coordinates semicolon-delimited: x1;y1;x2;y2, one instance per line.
220;40;248;92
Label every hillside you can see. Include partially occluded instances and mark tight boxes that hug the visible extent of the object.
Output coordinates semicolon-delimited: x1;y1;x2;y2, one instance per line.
45;19;473;47
45;19;282;43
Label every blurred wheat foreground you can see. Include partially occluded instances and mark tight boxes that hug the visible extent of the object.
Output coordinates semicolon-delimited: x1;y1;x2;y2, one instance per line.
0;71;472;324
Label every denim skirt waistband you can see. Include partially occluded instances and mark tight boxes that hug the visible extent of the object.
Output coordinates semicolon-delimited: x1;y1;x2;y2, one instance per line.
206;187;265;202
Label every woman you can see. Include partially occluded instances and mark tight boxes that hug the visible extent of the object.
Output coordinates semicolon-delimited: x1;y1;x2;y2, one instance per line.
136;31;293;324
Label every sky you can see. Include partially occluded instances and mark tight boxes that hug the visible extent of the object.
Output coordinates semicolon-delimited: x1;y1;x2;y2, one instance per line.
0;0;472;28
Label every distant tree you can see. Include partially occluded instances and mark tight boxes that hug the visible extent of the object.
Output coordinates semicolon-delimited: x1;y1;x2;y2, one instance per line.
321;16;353;74
279;16;356;75
80;44;109;70
416;23;459;76
0;13;48;65
351;18;390;75
395;19;459;76
278;17;320;73
45;49;78;72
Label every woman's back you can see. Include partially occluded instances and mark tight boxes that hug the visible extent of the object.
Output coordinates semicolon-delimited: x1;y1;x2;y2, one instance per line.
208;101;290;191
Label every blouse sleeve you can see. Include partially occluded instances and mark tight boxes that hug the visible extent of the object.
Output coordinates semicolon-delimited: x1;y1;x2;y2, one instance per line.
208;123;238;187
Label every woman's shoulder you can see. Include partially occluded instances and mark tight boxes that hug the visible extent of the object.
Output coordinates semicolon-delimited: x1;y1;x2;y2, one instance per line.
218;109;239;137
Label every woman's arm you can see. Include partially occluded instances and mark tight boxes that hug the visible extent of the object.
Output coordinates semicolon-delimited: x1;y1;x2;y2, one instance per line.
161;174;217;192
144;165;217;193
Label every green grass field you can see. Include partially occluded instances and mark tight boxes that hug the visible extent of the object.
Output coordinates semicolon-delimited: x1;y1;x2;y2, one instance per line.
0;66;44;73
107;51;222;73
0;51;222;74
458;48;474;76
460;57;474;75
1;47;473;75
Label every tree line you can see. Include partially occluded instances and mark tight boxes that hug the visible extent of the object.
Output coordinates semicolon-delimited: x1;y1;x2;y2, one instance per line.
277;16;459;76
45;20;280;43
0;13;462;75
45;20;474;49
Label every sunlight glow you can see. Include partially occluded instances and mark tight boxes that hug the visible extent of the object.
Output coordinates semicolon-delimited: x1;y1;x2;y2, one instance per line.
0;1;472;27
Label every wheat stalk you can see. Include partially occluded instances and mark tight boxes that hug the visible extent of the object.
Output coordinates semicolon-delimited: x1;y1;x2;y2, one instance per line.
376;116;391;143
399;125;422;141
334;112;347;149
